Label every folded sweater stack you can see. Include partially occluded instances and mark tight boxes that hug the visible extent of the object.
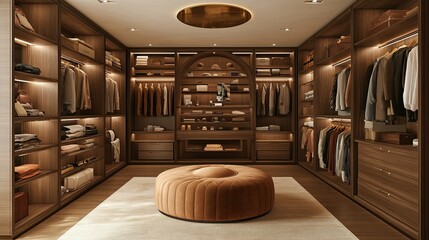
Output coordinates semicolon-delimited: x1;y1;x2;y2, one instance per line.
15;163;41;181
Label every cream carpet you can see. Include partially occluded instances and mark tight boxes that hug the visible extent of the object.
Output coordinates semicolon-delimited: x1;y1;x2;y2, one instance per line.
60;177;358;240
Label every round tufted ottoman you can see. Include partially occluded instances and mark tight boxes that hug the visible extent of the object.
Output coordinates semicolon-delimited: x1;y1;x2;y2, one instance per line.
155;164;275;222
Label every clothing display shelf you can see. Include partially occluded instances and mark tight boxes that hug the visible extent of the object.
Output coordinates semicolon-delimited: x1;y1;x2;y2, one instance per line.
352;1;419;237
176;51;254;162
12;2;60;234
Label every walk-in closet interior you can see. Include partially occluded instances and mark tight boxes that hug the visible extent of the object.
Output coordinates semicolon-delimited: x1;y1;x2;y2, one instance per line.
0;0;428;239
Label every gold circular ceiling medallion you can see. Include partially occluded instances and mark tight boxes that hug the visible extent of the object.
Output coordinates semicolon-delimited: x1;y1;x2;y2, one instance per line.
177;4;251;29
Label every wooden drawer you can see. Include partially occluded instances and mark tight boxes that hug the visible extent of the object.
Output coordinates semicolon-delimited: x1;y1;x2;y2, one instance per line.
358;142;417;180
138;142;173;151
255;142;290;151
138;150;173;160
256;150;290;160
358;156;418;206
358;179;418;230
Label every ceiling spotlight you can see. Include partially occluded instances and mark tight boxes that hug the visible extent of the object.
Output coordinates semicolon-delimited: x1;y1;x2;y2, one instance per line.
304;0;323;4
148;43;152;46
272;43;276;46
212;43;217;46
98;0;116;3
129;28;139;32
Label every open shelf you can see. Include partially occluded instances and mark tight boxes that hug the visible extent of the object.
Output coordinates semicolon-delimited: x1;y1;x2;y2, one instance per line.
133;65;175;70
14;27;57;46
61;45;102;65
14;204;57;231
61;157;104;178
316;47;351;65
15;170;57;188
355;12;418;47
14;144;57;157
61;134;101;145
14;71;58;83
299;66;314;74
60;146;103;158
61;176;103;205
13;117;58;123
106;65;123;74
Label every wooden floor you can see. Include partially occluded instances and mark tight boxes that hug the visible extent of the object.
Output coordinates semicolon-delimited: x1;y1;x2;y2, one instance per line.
18;165;410;240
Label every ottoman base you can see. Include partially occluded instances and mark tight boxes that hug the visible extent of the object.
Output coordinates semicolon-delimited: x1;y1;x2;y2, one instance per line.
155;164;275;222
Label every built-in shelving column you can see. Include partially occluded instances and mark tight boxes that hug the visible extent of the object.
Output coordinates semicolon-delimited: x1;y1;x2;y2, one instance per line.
12;0;60;236
254;50;295;163
59;4;105;206
104;37;127;176
128;49;176;163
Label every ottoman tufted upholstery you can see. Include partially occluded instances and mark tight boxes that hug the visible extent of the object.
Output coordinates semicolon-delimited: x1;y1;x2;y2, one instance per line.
155;165;275;222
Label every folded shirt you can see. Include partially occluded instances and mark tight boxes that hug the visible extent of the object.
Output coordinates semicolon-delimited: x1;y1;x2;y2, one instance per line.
61;144;80;154
66;131;85;139
62;125;85;134
15;133;38;142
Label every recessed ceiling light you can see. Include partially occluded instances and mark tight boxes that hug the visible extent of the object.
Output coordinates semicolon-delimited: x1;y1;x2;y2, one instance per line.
304;0;323;4
212;43;217;46
284;28;295;32
129;28;139;32
272;43;276;46
148;44;152;46
98;0;116;3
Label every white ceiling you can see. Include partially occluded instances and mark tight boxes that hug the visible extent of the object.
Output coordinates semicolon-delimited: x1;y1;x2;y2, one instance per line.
65;0;356;48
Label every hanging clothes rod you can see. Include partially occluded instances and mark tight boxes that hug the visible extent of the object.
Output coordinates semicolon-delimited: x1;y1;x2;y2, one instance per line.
61;55;85;66
378;29;418;49
332;57;351;67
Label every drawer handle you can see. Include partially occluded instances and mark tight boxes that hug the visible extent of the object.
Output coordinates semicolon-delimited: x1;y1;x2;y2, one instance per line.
375;167;393;176
377;188;392;198
377;147;392;153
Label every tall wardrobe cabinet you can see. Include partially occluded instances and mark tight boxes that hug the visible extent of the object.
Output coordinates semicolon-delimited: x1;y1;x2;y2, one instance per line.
0;1;127;238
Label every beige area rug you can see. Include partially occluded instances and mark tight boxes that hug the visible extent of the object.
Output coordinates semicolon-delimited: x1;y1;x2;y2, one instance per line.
59;177;358;240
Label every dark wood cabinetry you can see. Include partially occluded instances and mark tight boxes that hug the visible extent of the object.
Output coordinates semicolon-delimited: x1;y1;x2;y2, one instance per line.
298;0;422;238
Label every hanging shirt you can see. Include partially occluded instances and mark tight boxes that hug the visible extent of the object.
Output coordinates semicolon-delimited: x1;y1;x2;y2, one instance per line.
403;46;418;111
136;83;142;116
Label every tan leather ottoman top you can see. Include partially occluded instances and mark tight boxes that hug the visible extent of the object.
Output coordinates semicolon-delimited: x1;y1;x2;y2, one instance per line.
155;164;275;222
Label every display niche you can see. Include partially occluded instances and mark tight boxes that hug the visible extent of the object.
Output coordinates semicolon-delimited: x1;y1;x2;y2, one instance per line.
176;52;254;162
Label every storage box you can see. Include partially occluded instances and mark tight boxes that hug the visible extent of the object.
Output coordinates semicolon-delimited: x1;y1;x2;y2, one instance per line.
280;68;291;75
365;129;382;141
61;35;78;51
364;121;406;132
255;58;270;66
327;41;350;58
196;84;208;92
271;57;291;66
372;10;407;27
77;42;95;59
369;17;403;36
64;168;94;191
381;132;416;145
14;192;28;223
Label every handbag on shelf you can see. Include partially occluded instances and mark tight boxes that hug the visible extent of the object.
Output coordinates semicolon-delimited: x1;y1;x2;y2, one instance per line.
15;7;35;32
16;89;31;104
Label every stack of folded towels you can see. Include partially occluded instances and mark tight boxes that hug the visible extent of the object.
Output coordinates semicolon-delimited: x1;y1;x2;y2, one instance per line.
15;163;41;181
61;138;95;154
204;144;223;151
105;51;122;70
136;55;148;66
